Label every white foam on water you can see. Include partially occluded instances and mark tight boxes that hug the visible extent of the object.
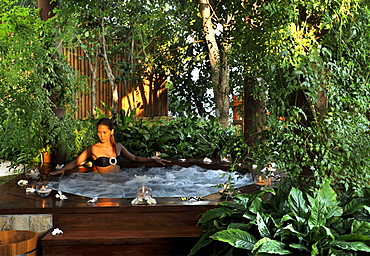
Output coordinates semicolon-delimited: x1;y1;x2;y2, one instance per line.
51;165;254;198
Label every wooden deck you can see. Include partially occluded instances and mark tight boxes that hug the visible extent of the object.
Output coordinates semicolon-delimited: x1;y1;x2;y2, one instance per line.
0;160;257;256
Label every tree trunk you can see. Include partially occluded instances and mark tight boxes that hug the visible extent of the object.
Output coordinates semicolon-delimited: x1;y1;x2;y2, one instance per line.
199;0;230;128
78;39;100;117
100;19;118;122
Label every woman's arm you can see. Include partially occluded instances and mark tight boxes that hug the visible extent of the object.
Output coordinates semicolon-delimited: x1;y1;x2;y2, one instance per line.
118;143;171;165
50;147;92;176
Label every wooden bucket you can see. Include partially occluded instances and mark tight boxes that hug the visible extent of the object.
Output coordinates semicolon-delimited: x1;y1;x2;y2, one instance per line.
0;230;38;256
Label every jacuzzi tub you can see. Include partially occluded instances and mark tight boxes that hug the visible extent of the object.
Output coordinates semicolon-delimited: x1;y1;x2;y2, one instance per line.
51;164;254;198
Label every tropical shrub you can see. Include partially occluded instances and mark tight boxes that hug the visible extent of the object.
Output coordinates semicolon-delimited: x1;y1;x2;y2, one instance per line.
190;180;370;256
115;116;244;160
0;1;84;169
239;0;370;197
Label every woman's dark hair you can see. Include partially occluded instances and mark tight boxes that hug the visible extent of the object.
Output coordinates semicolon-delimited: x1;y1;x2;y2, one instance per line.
97;118;117;155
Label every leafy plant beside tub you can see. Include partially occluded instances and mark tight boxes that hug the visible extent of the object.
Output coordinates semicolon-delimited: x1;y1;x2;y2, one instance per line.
189;180;370;256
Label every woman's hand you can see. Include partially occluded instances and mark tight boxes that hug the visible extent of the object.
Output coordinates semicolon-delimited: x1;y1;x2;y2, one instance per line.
50;168;65;177
153;158;171;165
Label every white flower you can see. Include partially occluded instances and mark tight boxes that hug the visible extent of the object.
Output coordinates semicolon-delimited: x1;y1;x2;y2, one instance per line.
131;196;157;205
55;164;64;170
26;187;35;193
51;228;64;236
203;157;212;164
147;197;157;205
131;198;139;205
55;191;68;200
17;180;28;186
87;197;98;204
268;167;276;172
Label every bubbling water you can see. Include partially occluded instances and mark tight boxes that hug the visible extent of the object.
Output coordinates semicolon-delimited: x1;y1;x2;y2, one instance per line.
51;165;254;198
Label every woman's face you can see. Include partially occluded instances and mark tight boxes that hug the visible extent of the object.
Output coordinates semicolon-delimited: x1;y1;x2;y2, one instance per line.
97;125;113;143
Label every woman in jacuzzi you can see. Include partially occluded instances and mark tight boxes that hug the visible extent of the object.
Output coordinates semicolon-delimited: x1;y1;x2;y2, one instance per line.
50;118;170;176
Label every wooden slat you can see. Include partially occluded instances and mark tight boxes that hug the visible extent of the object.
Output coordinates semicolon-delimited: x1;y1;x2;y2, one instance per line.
52;210;202;229
63;46;168;119
42;226;201;245
42;241;197;256
41;226;200;256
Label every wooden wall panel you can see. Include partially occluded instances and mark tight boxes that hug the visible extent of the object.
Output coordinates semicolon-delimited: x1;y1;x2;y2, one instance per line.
63;47;168;119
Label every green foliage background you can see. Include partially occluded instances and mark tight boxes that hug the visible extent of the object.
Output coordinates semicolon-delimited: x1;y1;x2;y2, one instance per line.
0;0;369;200
229;0;370;196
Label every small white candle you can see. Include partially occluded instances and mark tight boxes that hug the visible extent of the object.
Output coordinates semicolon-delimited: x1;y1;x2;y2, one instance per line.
25;168;40;180
256;176;267;186
27;170;38;178
37;185;52;197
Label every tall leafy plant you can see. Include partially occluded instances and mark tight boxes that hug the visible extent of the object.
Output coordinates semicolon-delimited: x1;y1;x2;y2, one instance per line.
0;0;83;169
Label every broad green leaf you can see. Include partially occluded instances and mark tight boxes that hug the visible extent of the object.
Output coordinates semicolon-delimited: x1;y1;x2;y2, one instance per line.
256;212;272;238
252;237;291;255
337;233;370;242
289;243;309;252
233;194;251;208
249;196;263;214
328;240;370;252
308;182;342;227
288;187;309;218
228;223;252;231
210;229;257;250
243;212;256;221
351;219;370;235
283;223;305;238
342;198;366;216
188;230;214;256
246;189;274;209
217;201;248;212
316;181;339;208
307;225;335;243
197;207;235;224
280;213;294;223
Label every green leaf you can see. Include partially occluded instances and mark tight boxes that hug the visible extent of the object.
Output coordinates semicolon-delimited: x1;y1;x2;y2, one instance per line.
342;198;366;216
308;182;342;228
217;201;248;212
248;196;263;214
210;229;257;250
328;240;370;252
283;223;305;238
316;181;340;208
351;219;370;235
289;243;309;252
252;237;291;255
337;233;370;242
287;187;309;219
256;212;272;238
197;207;235;224
188;230;214;256
228;223;252;231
